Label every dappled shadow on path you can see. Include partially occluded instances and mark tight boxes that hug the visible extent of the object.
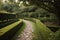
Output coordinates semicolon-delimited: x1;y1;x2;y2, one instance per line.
15;20;34;40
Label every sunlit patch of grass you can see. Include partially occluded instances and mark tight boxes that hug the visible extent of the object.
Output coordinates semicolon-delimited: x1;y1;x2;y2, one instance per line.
12;21;26;40
32;22;44;40
0;19;22;36
14;22;26;36
35;19;54;40
25;18;54;40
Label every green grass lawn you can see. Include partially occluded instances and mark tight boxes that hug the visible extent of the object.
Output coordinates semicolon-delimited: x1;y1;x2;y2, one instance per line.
24;18;55;40
1;18;59;40
28;18;60;40
11;20;26;40
34;19;54;40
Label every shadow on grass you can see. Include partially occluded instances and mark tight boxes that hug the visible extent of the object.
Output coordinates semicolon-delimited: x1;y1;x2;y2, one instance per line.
0;20;19;29
0;21;23;40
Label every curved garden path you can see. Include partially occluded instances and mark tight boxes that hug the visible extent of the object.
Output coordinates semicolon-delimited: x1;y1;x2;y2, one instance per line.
15;20;34;40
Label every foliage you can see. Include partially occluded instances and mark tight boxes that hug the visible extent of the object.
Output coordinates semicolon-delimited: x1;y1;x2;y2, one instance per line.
0;3;3;10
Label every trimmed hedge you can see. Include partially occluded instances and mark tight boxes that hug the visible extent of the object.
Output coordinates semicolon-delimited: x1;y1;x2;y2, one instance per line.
0;19;23;40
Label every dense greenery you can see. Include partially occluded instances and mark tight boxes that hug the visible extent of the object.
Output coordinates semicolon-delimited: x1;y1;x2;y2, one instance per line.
0;0;59;26
0;0;60;40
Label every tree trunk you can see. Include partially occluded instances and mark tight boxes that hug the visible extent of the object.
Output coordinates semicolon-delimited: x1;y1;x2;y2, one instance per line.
53;1;60;25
